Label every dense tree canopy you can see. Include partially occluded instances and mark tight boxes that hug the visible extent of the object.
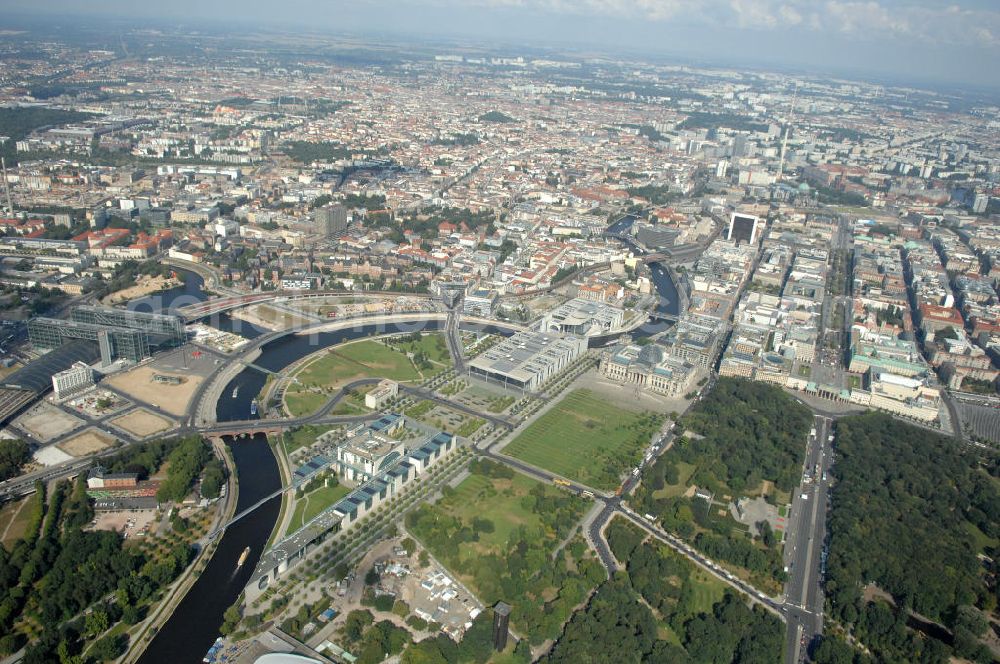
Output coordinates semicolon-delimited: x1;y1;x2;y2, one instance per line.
0;439;30;481
676;377;813;494
631;378;809;587
825;412;1000;661
0;436;214;661
543;535;783;664
156;436;214;502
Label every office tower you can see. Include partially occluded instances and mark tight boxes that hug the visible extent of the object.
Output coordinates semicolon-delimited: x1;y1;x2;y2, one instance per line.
973;193;989;214
732;134;748;158
727;213;760;245
316;204;348;236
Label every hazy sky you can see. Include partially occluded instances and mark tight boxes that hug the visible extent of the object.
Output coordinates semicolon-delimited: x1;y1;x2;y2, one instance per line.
8;0;1000;89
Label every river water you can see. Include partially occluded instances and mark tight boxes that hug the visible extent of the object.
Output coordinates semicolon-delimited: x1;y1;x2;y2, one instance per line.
137;285;446;661
137;253;680;662
606;214;681;335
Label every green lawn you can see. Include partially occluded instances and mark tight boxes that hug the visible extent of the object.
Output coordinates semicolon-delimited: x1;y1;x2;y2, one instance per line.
285;390;330;418
291;483;352;530
296;340;422;387
504;389;663;491
408;465;597;643
391;333;452;365
688;567;728;615
653;461;697;499
329;400;366;415
283;424;337;454
285;340;425;416
447;473;543;549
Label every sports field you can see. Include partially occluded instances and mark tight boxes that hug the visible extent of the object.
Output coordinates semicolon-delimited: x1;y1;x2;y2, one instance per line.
290;483;351;531
504;389;663;491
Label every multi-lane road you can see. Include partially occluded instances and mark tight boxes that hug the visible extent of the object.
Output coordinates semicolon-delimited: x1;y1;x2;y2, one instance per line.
783;414;835;663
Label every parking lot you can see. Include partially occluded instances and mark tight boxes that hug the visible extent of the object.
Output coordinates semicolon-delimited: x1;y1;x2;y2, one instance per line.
90;508;159;540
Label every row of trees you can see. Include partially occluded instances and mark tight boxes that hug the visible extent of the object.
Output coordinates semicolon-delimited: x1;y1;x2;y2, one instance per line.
825;413;1000;662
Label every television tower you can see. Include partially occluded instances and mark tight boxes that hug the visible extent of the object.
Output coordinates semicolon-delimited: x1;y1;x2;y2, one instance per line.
776;82;799;183
1;157;13;215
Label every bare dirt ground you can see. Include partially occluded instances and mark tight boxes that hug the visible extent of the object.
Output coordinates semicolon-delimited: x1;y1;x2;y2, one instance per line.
16;403;84;441
106;366;202;417
58;429;115;457
112;408;174;438
102;274;179;306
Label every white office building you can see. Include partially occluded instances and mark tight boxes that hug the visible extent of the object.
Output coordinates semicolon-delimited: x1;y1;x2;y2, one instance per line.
51;361;96;399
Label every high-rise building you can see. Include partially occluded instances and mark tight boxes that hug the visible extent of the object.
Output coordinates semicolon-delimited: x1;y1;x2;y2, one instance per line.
493;602;512;651
732;134;748;158
316;204;348;236
973;193;989;214
51;361;95;399
727;212;760;246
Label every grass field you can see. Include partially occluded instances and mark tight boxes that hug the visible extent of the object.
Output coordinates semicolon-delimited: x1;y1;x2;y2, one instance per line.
0;497;30;548
653;461;697;499
285;340;425;416
285;391;330;418
504;389;662;491
296;340;422;387
329;400;367;415
389;333;451;365
283;425;337;454
409;467;594;643
447;473;544;551
291;483;351;530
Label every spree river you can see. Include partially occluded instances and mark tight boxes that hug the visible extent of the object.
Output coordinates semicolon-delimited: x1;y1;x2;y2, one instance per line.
137;254;680;662
137;281;446;661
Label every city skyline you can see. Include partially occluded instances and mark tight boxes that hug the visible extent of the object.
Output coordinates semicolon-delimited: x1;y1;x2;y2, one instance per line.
5;0;1000;91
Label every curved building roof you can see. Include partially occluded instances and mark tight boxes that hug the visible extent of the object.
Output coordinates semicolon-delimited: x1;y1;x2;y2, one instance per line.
1;341;100;393
254;654;322;664
637;344;665;367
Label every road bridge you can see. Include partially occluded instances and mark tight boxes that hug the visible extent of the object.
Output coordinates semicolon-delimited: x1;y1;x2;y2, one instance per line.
177;290;435;322
646;311;679;323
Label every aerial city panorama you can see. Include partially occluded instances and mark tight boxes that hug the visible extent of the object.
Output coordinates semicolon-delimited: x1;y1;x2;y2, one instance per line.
0;1;998;663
